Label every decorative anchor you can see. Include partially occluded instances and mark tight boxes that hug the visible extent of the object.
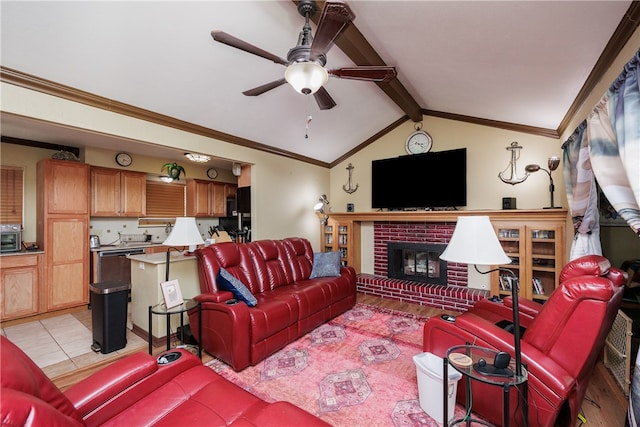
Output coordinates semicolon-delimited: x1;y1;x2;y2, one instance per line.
498;141;529;185
342;163;359;194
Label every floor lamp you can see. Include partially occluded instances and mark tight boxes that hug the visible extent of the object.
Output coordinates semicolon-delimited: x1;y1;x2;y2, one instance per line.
162;217;204;282
439;216;523;379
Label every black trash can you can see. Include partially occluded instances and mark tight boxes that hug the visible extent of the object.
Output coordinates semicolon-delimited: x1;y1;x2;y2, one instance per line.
90;280;131;354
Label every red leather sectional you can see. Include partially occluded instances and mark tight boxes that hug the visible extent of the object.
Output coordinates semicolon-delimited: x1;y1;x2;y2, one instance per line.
0;338;330;426
189;237;357;371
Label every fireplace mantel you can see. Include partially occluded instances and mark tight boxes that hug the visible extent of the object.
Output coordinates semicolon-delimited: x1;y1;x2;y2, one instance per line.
326;209;568;223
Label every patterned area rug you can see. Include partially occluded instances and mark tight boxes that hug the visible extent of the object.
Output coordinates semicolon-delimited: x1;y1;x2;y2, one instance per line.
206;303;467;426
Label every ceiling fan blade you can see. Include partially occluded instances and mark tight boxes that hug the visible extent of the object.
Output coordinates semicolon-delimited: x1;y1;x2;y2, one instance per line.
313;87;337;110
211;30;289;66
309;1;355;62
329;66;397;82
242;78;287;96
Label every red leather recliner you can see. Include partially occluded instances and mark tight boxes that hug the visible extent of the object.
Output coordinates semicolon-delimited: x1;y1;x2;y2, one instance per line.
0;336;330;426
423;255;625;427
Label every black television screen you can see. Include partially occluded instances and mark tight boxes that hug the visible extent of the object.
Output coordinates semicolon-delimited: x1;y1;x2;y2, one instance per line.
371;148;467;209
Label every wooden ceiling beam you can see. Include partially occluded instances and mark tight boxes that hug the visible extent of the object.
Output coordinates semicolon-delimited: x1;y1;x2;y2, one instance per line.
298;0;423;122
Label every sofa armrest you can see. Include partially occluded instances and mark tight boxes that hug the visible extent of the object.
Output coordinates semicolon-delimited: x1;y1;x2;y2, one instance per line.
502;296;543;318
193;299;252;370
194;290;235;304
2;389;85;427
65;350;200;420
340;265;356;283
453;314;574;402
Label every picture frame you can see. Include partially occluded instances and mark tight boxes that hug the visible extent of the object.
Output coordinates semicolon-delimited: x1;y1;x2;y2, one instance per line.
160;279;183;309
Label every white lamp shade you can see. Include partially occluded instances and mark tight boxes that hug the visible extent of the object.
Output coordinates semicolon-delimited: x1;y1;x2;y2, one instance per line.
163;217;205;247
284;62;329;94
440;216;511;265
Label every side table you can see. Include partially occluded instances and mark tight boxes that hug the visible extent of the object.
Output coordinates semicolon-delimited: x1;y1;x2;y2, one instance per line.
148;299;201;358
444;345;528;427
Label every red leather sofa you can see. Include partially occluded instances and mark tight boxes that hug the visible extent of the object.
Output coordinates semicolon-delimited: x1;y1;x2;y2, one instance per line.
0;336;330;426
189;237;357;371
423;255;625;427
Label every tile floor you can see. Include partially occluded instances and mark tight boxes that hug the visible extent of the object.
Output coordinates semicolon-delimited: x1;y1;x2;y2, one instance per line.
1;310;147;379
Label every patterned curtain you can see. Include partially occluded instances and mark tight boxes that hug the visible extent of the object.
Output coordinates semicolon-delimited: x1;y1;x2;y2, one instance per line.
562;121;602;259
588;49;640;235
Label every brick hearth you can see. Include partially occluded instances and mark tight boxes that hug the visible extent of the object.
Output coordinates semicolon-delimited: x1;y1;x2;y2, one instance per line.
357;221;489;311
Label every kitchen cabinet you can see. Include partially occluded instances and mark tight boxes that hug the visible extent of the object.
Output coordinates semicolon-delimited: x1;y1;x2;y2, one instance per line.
320;218;361;272
491;220;565;302
0;254;42;321
186;179;233;217
37;159;90;311
91;167;146;217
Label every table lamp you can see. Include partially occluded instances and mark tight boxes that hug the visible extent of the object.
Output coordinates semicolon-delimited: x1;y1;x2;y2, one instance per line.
439;216;523;378
162;217;204;282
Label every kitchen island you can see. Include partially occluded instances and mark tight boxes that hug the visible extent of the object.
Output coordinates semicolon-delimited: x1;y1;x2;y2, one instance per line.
128;251;200;346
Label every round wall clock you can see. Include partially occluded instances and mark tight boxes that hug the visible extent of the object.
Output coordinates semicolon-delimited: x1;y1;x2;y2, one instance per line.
206;168;218;179
115;152;132;167
405;129;433;155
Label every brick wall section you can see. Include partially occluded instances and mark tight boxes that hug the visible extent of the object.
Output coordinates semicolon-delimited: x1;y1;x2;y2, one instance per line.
373;221;466;286
361;221;489;311
357;274;489;312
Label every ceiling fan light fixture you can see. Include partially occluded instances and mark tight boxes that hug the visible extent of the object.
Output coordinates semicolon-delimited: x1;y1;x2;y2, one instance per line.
284;62;328;95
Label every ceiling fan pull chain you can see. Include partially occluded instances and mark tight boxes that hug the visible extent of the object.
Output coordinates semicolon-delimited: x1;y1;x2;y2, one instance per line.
305;115;313;139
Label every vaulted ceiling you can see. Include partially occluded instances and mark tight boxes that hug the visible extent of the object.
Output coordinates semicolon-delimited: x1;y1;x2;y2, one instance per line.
1;1;637;168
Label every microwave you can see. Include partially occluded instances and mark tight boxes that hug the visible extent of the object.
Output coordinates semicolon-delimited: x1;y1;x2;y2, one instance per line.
0;224;22;253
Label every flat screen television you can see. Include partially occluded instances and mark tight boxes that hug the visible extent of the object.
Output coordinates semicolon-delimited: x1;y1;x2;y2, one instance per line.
371;148;467;210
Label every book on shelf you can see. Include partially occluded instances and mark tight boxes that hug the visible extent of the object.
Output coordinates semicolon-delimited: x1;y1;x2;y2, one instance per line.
532;277;544;295
499;275;518;291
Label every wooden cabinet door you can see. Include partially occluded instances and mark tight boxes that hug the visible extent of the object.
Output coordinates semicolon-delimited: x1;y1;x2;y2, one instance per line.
491;221;565;301
120;171;146;216
0;255;40;320
46;218;89;310
91;167;120;216
210;182;226;216
491;223;526;300
186;179;211;217
525;223;564;300
42;160;89;215
225;183;237;198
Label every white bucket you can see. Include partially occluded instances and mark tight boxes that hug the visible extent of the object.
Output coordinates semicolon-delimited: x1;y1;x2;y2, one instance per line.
413;352;462;423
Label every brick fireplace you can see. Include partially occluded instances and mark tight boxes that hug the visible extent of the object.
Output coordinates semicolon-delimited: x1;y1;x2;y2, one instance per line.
357;221;488;311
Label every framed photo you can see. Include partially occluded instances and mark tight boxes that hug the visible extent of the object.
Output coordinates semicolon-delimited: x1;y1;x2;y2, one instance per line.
160;279;183;309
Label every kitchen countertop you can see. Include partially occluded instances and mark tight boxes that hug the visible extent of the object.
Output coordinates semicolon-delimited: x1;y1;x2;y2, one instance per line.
0;249;45;257
128;251;196;265
90;242;166;252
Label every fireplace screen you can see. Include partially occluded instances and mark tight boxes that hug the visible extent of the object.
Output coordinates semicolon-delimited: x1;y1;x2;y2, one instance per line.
387;242;447;285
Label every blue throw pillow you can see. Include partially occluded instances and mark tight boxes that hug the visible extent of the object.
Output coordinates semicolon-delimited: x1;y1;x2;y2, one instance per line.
217;267;257;307
310;251;341;278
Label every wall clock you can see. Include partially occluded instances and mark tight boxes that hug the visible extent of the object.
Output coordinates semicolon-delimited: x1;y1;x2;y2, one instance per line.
115;152;132;167
207;168;218;179
405;128;433;155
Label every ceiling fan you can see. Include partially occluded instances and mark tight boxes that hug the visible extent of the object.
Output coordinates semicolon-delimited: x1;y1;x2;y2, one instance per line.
211;0;397;110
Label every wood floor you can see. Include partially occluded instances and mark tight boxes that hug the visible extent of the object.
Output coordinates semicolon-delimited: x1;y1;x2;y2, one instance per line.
54;293;627;426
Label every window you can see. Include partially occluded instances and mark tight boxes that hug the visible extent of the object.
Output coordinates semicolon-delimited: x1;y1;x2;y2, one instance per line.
0;166;24;224
142;181;185;225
